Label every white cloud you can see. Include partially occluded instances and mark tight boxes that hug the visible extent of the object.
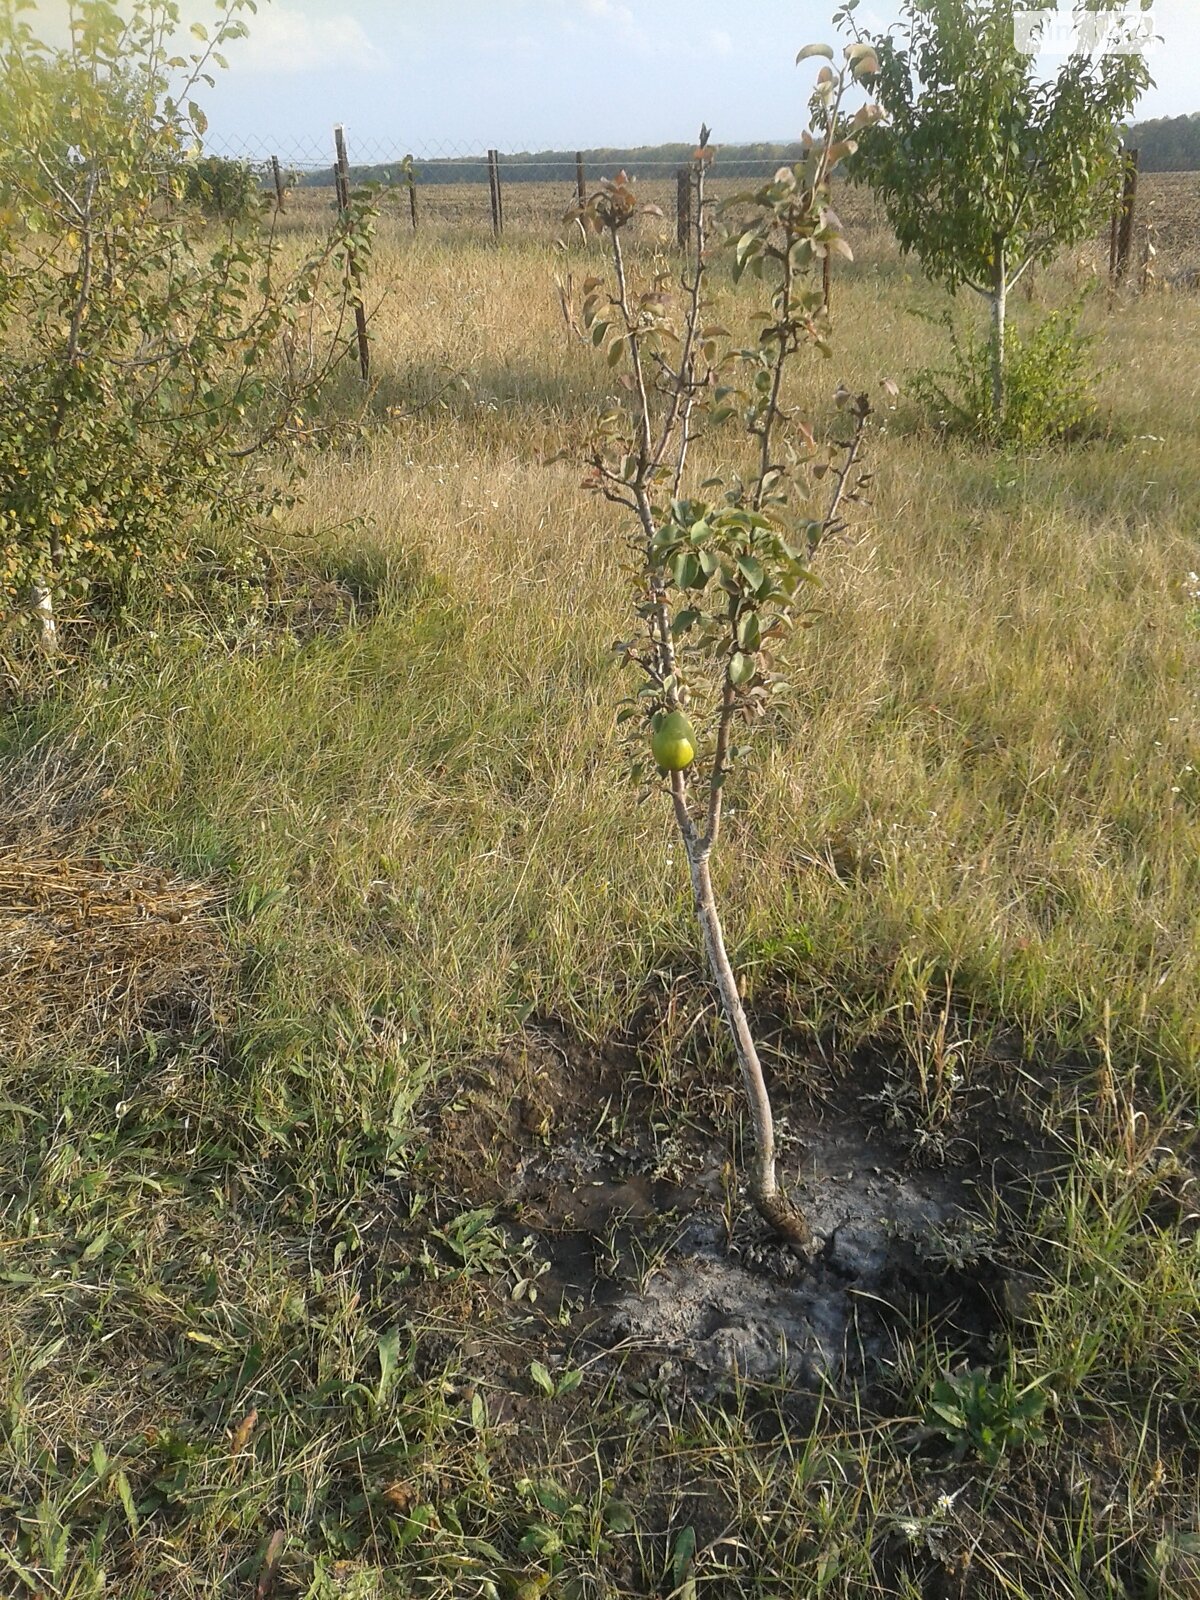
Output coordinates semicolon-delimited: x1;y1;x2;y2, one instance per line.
226;5;385;75
569;3;735;63
571;0;650;51
581;0;635;23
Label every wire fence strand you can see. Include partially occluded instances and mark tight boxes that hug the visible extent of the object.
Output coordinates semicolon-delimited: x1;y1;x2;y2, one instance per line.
202;134;1200;280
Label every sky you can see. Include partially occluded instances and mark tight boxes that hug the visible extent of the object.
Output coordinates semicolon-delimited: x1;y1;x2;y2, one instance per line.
30;0;1200;164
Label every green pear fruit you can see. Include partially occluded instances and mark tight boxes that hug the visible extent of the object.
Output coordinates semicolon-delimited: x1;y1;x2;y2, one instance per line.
651;709;696;772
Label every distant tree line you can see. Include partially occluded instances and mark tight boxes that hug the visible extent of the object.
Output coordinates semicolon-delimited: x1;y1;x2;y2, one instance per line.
285;122;1200;191
296;142;809;188
1123;112;1200;171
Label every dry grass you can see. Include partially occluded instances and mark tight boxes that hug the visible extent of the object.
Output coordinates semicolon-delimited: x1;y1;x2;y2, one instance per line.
281;167;1200;276
0;737;229;1053
0;845;227;1052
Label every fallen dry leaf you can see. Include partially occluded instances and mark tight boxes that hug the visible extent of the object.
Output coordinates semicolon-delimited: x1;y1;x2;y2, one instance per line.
381;1480;415;1512
229;1407;259;1457
255;1529;286;1599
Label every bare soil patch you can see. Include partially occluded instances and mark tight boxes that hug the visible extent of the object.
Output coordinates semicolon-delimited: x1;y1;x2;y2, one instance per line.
391;1016;1051;1413
224;563;378;648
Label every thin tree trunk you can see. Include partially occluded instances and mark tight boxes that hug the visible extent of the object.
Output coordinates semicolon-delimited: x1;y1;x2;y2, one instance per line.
990;247;1007;427
31;580;58;654
685;841;814;1251
28;179;95;656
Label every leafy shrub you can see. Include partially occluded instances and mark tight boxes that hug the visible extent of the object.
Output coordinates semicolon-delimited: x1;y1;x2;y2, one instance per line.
181;153;263;221
0;1;375;650
911;299;1099;446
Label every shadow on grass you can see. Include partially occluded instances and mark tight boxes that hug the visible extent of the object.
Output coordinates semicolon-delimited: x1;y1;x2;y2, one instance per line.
361;356;611;428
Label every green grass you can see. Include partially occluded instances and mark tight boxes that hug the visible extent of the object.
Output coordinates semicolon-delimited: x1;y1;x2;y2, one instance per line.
2;212;1199;1596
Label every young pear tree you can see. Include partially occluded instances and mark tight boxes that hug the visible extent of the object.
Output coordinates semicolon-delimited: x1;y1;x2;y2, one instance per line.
0;0;377;651
568;47;880;1249
847;0;1151;420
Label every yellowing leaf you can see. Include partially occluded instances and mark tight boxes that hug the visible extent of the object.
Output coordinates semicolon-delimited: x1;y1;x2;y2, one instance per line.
229;1408;258;1456
255;1530;285;1600
846;41;880;72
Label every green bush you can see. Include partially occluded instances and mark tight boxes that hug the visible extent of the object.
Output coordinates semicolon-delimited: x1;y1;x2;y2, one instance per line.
181;153;264;221
911;298;1100;447
0;1;375;649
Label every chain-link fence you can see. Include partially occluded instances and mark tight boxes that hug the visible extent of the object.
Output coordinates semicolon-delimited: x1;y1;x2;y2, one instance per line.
207;133;822;188
207;134;837;235
205;132;1200;281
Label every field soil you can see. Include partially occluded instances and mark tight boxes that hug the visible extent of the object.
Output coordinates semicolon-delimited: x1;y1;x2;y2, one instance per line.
386;1016;1049;1408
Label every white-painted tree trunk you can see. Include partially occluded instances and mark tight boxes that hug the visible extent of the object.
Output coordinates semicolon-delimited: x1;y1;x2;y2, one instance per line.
31;580;58;655
685;839;813;1251
990;249;1007;426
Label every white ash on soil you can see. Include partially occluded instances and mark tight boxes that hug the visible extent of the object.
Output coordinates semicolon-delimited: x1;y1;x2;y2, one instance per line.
507;1114;1016;1402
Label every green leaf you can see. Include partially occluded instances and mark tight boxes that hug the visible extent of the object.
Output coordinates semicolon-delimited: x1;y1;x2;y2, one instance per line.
796;42;835;61
737;612;761;651
735;230;761;270
846;41;879;75
729;652;756;687
736;553;766;592
114;1471;139;1535
529;1361;554;1397
604;1498;636;1533
929;1401;967;1429
377;1327;402;1404
672;552;702;590
534;1479;573;1514
671;1525;697;1587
